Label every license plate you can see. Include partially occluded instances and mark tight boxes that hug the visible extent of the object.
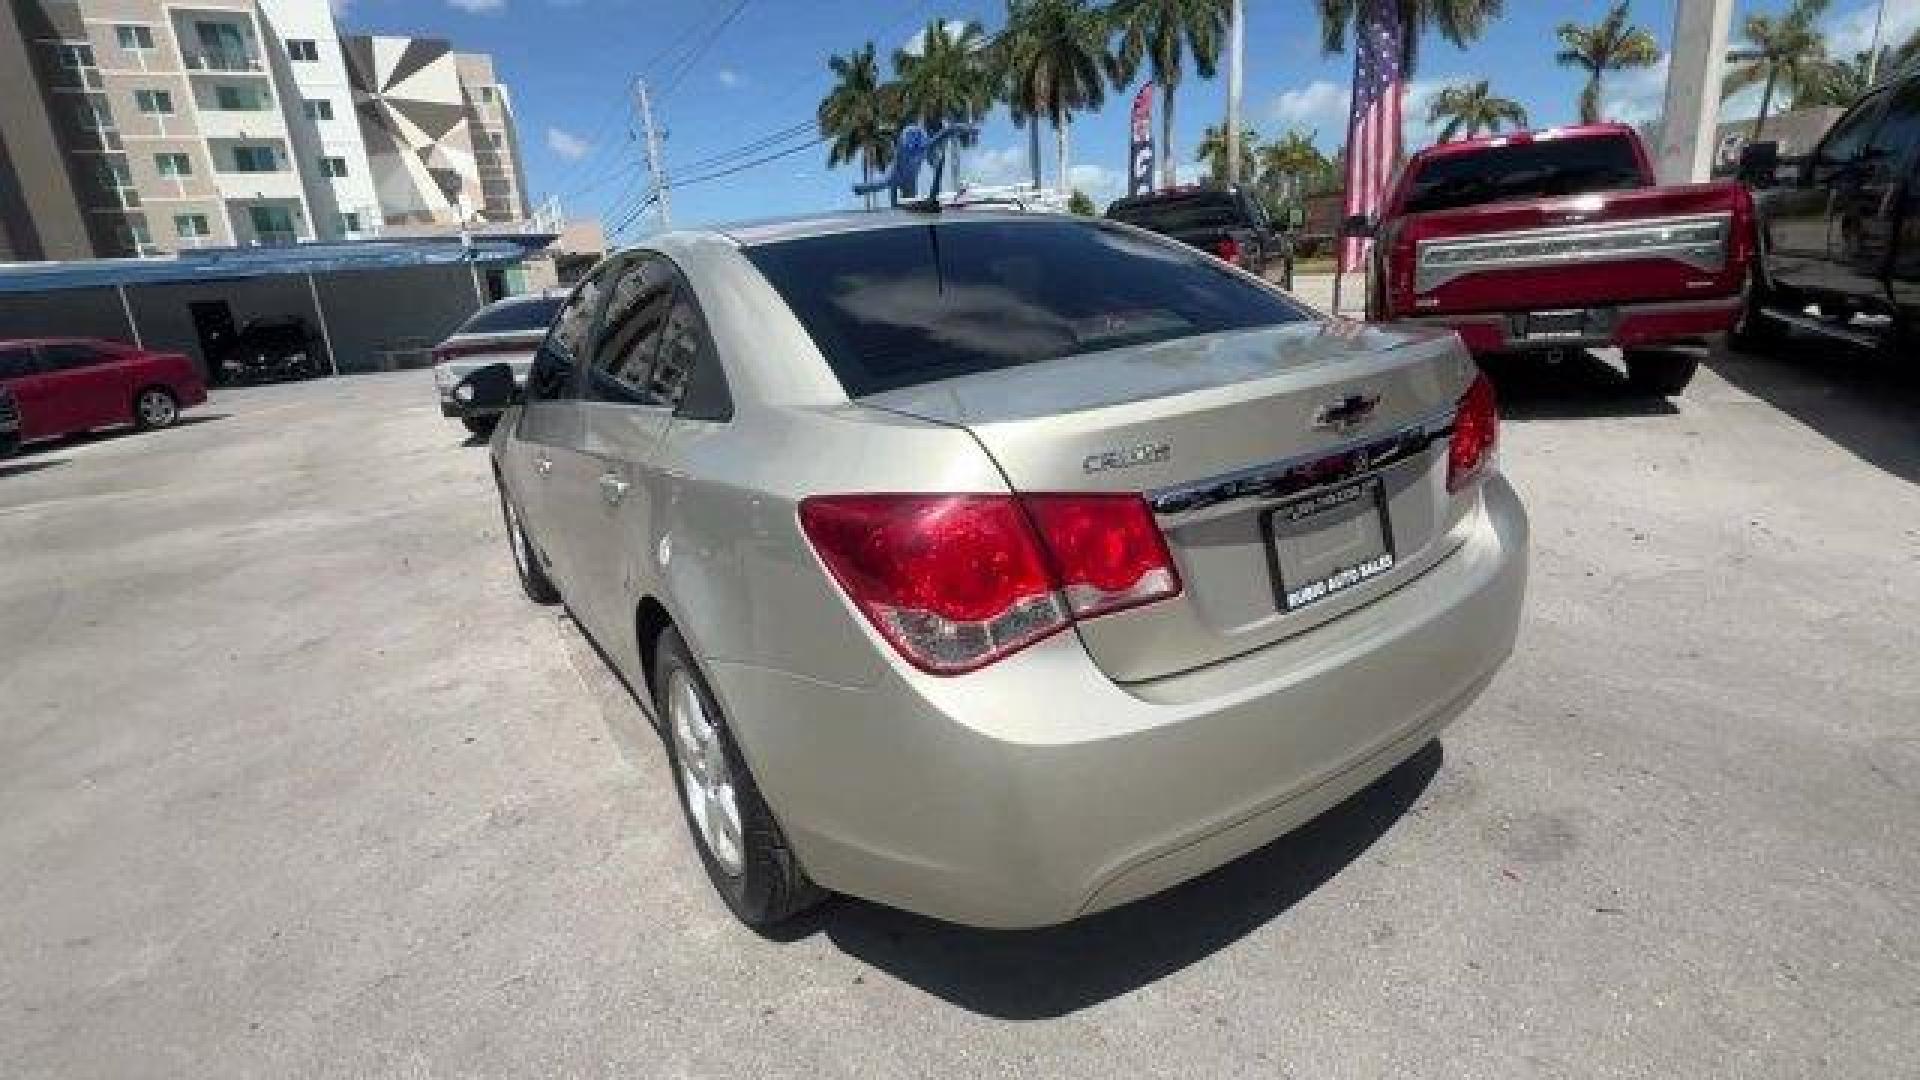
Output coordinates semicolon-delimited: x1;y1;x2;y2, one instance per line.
1524;309;1591;339
1266;479;1395;612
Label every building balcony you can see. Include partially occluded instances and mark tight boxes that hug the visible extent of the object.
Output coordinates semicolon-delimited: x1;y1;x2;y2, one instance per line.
196;107;284;143
184;51;267;74
212;168;305;202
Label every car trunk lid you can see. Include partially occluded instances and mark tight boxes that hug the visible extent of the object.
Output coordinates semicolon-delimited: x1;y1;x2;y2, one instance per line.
862;321;1477;682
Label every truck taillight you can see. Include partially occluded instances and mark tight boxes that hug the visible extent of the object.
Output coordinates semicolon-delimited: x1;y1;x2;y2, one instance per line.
1214;236;1242;264
1447;371;1499;493
799;493;1181;675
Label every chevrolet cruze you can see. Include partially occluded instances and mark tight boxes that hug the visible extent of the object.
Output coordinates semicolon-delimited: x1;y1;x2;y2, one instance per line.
465;210;1528;928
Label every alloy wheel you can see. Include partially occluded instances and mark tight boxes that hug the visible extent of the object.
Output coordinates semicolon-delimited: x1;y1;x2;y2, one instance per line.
668;668;744;877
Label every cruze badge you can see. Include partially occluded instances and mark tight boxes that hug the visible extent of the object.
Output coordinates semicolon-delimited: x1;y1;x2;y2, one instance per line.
1311;393;1381;433
1084;442;1171;474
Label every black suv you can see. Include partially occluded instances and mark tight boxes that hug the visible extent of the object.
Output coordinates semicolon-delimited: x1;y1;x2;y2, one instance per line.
1738;66;1919;353
1106;185;1295;290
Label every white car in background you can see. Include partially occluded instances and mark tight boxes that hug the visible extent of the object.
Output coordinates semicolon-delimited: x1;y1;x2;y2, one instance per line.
433;291;568;436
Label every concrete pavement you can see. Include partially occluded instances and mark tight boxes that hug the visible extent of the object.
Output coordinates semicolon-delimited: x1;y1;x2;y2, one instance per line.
1;347;1915;1077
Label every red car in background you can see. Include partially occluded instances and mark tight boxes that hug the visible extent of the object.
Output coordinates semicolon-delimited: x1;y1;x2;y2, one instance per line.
0;338;207;445
1348;124;1756;395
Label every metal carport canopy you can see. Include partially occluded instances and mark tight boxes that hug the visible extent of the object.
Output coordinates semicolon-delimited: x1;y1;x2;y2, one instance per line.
0;236;553;294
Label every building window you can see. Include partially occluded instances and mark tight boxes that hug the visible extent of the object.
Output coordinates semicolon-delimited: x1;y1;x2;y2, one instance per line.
57;42;96;69
128;215;152;247
319;156;348;178
175;213;211;238
156;152;192;177
232;146;277;173
116;25;155;51
303;98;333;121
286;38;319;62
339;212;363;234
72;95;115;131
488;131;504;150
135;89;174;115
476;85;494;103
215;84;270;111
95;156;133;190
248;205;298;245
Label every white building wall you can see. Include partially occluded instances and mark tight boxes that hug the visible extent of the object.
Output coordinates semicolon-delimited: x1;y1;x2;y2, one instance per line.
257;0;377;239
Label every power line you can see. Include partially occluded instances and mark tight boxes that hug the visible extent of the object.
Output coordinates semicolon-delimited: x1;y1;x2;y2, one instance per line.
657;0;753;101
673;135;827;189
673;120;815;174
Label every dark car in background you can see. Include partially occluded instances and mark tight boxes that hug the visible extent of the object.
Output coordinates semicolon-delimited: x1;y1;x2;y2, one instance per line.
433;291;567;436
0;386;20;458
0;338;206;444
1106;185;1295;289
211;316;325;385
1736;66;1919;355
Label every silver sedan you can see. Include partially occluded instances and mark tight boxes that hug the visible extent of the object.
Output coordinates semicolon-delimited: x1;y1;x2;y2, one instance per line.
462;209;1528;929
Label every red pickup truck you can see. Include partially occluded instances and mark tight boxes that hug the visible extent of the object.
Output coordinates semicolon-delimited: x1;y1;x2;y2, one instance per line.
1349;123;1756;394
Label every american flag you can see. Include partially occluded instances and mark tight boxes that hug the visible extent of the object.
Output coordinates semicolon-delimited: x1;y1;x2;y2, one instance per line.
1341;0;1406;271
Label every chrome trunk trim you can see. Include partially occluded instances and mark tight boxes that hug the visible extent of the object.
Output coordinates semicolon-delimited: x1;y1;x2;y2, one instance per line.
1415;212;1732;293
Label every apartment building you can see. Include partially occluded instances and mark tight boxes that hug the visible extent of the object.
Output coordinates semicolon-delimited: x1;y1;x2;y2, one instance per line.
3;0;527;258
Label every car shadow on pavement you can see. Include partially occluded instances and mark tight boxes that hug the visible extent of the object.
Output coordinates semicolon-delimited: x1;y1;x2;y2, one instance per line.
1706;339;1919;485
46;414;231;452
0;457;67;479
789;741;1442;1020
1480;351;1681;422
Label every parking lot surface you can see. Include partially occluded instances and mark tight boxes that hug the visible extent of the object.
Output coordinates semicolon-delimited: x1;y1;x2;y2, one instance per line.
2;347;1916;1078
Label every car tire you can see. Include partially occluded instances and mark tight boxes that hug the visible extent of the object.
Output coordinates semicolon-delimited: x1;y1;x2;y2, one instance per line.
1728;265;1786;354
654;626;825;929
1624;349;1699;396
462;414;499;438
133;386;180;430
498;484;560;604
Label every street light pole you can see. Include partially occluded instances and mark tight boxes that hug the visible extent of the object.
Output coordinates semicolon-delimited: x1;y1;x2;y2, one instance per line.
1654;0;1735;184
1864;0;1889;86
1225;0;1244;188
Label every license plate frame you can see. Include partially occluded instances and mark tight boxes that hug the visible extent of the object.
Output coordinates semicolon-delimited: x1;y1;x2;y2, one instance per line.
1264;478;1397;613
1522;308;1593;340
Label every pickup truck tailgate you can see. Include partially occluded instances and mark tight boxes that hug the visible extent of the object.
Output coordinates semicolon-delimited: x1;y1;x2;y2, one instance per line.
1391;183;1754;315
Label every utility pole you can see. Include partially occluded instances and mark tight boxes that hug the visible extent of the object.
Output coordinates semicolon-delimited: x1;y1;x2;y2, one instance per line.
1654;0;1734;184
1225;0;1244;188
633;78;671;230
1864;0;1889;86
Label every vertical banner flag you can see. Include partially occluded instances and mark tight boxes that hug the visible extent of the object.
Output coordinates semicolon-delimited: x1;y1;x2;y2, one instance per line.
1340;0;1406;272
1128;83;1155;197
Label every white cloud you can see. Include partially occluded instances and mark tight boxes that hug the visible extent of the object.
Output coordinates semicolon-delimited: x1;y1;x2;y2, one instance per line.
1401;79;1446;151
447;0;504;11
1068;163;1120;202
1267;79;1348;135
962;142;1034;187
717;67;742;88
546;126;590;161
901;19;976;57
1601;56;1670;129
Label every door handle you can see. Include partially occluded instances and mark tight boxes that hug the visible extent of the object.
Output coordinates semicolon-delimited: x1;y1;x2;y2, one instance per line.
598;472;630;504
535;456;553;476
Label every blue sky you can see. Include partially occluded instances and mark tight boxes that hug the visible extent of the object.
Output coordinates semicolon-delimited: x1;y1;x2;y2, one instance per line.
335;0;1915;236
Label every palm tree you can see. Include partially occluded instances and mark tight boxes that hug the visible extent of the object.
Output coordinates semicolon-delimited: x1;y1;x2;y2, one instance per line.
818;43;896;209
1426;79;1528;141
1892;27;1920;76
1109;0;1231;189
1800;49;1875;108
1315;0;1506;75
1555;2;1660;125
894;20;995;193
1724;0;1830;140
1195;122;1259;185
1255;128;1329;216
997;0;1113;197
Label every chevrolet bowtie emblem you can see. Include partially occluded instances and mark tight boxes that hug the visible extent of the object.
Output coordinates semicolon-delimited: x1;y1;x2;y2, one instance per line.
1311;393;1381;433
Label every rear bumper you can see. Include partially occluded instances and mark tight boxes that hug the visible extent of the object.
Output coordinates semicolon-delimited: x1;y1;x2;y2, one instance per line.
1408;295;1743;355
710;475;1529;928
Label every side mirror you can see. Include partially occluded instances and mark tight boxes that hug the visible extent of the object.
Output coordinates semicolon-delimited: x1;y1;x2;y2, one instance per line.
1338;213;1376;239
453;362;518;412
1736;141;1781;187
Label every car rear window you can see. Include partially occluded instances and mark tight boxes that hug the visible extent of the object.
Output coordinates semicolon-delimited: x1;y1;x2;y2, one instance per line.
455;296;565;335
1401;134;1646;215
743;218;1307;397
1106;191;1243;232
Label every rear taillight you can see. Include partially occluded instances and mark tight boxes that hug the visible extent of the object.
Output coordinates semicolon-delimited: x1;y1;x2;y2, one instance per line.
1447;371;1499;493
799;493;1181;675
1214;236;1242;264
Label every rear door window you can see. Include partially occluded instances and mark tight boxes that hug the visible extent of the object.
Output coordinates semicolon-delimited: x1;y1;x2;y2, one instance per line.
586;256;675;405
38;342;105;371
0;347;35;379
526;267;607;402
1400;134;1646;215
744;219;1308;397
1863;80;1920;168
